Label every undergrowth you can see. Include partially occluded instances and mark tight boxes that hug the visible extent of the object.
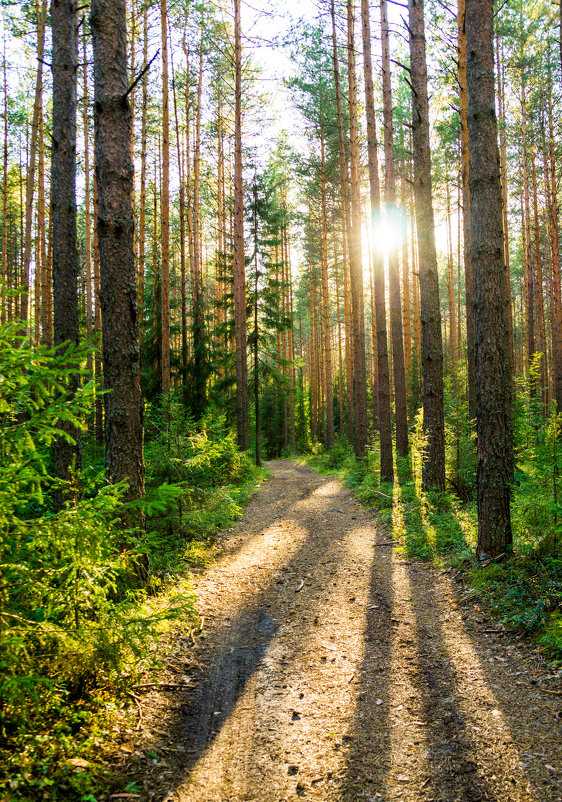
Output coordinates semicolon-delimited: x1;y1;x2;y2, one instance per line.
0;326;265;801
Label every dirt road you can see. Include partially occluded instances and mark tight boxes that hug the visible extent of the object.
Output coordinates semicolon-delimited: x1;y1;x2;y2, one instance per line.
127;460;561;802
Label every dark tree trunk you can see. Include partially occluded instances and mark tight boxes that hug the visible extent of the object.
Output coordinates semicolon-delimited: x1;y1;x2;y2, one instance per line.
458;0;477;423
91;0;145;551
360;0;393;481
51;0;81;504
466;0;513;559
408;0;445;491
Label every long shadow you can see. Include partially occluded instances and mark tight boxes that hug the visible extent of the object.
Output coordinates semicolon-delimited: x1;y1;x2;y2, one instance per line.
407;563;500;802
338;527;394;800
134;466;371;795
394;469;560;799
450;580;562;801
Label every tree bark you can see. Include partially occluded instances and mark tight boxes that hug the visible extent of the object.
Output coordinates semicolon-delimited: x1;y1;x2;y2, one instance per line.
320;127;334;448
361;0;393;480
380;0;408;457
408;0;446;491
458;0;476;423
51;0;81;502
346;0;367;457
160;0;170;395
466;0;513;559
22;0;46;326
233;0;249;450
91;0;145;538
330;0;354;444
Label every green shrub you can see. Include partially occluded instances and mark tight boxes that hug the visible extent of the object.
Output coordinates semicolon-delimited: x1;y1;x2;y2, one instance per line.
0;325;191;799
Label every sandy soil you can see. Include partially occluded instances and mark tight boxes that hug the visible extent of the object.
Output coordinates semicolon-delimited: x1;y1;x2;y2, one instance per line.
118;460;562;802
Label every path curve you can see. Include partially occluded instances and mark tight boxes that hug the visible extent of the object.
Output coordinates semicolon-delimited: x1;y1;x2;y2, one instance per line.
124;460;561;802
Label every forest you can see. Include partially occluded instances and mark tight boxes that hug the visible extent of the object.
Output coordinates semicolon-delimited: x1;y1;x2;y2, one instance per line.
0;0;561;798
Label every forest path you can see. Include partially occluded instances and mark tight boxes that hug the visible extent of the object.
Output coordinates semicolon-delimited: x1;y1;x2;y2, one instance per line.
130;460;561;802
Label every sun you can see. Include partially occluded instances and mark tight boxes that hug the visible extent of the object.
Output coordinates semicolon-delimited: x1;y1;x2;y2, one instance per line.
370;208;406;258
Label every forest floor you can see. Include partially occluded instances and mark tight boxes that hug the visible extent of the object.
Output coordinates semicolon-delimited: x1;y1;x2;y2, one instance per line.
113;460;561;802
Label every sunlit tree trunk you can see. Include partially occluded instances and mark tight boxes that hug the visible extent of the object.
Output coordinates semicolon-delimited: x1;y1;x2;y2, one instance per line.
159;0;170;396
545;79;562;412
347;0;367;457
233;0;249;450
138;8;148;347
22;0;46;327
192;38;206;416
331;0;354;442
361;0;392;480
408;0;445;491
320;127;334;448
381;0;408;456
458;0;476;422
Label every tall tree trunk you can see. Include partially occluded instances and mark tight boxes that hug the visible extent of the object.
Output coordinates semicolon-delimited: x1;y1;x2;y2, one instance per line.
38;72;48;344
160;0;170;396
91;0;145;556
458;0;476;422
331;0;354;443
546;78;562;412
51;0;81;503
346;0;367;457
361;0;393;480
408;0;446;491
82;20;93;403
466;0;513;559
1;43;7;326
233;0;249;450
320;127;334;448
192;38;206;416
446;183;458;363
521;71;535;383
138;8;148;342
172;55;188;395
531;143;547;409
381;0;408;456
22;0;46;326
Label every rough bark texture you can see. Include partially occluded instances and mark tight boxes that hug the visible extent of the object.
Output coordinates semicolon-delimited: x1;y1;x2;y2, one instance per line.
466;0;513;559
51;0;81;499
191;43;206;417
408;0;445;491
160;0;170;395
380;0;408;457
458;0;476;423
546;85;562;412
361;0;393;481
320;130;334;449
346;0;367;458
233;0;249;451
331;0;354;444
91;0;145;510
22;1;46;326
